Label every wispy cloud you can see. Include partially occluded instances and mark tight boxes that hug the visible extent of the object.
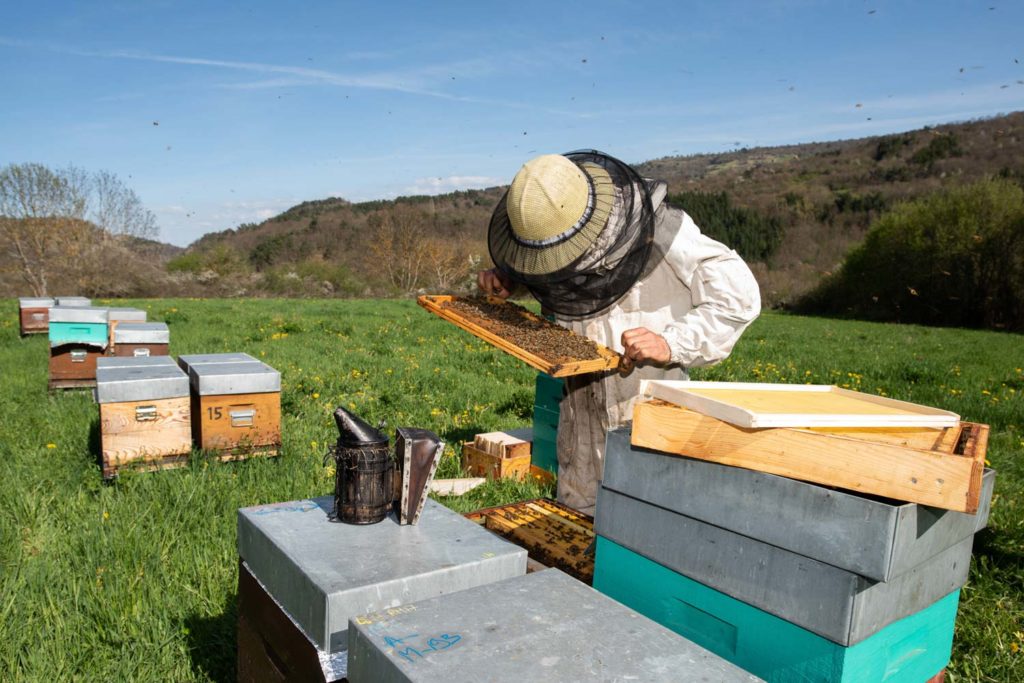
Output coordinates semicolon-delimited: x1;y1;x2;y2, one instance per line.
403;175;503;195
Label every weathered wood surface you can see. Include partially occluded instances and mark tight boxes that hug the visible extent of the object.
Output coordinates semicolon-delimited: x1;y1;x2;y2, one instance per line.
631;400;987;513
461;442;531;480
465;498;594;584
100;396;192;473
195;391;281;452
237;561;338;683
112;343;169;357
20;307;49;335
417;294;619;377
49;346;103;381
473;430;531;458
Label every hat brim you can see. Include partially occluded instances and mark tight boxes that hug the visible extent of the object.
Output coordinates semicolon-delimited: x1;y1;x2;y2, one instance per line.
488;162;615;276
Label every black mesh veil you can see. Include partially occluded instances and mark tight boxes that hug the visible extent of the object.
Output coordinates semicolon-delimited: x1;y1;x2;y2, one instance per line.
488;150;656;318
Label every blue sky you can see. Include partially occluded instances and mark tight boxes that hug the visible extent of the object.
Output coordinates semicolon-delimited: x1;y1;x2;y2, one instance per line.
2;1;1023;247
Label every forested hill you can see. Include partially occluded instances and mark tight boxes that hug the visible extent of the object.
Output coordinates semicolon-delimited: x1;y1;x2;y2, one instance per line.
164;111;1024;307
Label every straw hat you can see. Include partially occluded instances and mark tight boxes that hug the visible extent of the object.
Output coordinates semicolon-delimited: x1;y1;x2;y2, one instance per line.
488;150;657;318
493;154;614;275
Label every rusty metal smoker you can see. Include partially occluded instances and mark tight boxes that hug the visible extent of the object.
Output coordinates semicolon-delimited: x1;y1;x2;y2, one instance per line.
327;407;444;525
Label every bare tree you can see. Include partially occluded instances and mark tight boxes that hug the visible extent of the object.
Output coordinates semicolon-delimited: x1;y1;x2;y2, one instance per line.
366;204;432;293
0;163;158;295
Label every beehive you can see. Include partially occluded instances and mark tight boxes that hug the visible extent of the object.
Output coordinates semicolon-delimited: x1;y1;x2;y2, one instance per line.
113;322;169;358
105;307;147;349
95;359;191;478
188;360;281;455
18;297;53;335
48;306;109;388
237;497;527;654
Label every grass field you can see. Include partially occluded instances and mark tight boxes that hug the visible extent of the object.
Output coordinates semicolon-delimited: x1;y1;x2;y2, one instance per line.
1;298;1021;682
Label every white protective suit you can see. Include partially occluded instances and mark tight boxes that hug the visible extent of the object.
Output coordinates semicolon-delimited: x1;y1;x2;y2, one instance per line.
556;192;762;514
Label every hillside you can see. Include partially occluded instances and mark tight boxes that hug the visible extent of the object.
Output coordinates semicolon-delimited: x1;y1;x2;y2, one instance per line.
169;111;1024;306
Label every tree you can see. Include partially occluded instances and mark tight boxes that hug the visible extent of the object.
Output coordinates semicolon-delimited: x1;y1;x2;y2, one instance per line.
0;163;157;295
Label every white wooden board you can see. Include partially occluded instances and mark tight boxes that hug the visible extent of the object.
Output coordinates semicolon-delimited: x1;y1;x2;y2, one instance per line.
639;380;960;429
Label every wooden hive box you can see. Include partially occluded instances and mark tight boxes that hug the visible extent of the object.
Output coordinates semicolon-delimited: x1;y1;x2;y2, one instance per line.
95;358;191;478
18;297;53;335
465;498;595;583
105;307;147;349
462;430;532;480
632;399;987;513
48;306;109;388
188;360;281;457
113;322;169;358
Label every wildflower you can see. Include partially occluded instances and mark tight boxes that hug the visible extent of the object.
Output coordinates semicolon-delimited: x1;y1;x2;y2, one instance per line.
46;443;56;449
102;511;109;520
312;392;320;399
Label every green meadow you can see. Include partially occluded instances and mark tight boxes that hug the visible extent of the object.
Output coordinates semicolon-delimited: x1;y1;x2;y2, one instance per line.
0;298;1021;682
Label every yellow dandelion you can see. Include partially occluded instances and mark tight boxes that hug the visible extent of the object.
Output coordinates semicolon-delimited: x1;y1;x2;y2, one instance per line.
102;511;110;520
46;443;56;449
312;392;320;399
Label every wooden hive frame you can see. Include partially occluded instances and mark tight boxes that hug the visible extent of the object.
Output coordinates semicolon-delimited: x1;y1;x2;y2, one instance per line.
632;400;988;513
418;295;620;377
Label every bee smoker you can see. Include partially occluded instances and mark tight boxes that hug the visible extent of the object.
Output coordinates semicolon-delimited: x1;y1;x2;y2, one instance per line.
329;407;394;525
328;407;445;526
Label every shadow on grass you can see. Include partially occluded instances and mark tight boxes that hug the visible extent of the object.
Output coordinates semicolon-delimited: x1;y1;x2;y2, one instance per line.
88;418;103;472
183;591;238;683
972;528;1024;592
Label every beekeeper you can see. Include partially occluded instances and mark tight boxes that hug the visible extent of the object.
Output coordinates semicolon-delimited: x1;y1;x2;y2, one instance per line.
478;150;761;514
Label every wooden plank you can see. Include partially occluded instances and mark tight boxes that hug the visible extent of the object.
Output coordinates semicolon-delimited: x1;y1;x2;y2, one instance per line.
805;425;960;452
631;400;986;513
417;294;619;377
461;442;531;479
640;380;960;429
196;392;281;451
100;396;192;466
428;477;486;496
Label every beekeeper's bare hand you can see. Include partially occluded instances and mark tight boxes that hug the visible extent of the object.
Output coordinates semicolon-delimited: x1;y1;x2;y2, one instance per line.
477;269;514;299
620;327;671;370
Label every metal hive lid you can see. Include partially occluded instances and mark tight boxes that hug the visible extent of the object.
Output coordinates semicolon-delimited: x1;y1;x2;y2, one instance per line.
114;322;169;344
177;352;258;372
97;355;178;370
54;296;91;306
189;361;281;395
106;307;147;322
95;364;189;403
49;306;109;323
19;297;54;308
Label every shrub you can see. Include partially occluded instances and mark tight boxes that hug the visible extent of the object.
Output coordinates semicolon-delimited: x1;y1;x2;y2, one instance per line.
797;178;1024;331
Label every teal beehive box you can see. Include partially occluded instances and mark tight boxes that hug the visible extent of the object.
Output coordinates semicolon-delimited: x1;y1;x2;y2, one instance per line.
48;306;109;346
594;538;956;683
531;373;563;473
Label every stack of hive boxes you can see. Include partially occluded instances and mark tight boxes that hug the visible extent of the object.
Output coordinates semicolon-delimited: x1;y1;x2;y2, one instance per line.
236;495;530;682
48;306;109;388
95;356;191;478
178;353;282;457
592;428;995;682
18;297;54;335
106;307;147;350
531;373;562;474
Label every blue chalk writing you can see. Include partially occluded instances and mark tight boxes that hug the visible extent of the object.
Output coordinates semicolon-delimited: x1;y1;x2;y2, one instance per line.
382;632;463;664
